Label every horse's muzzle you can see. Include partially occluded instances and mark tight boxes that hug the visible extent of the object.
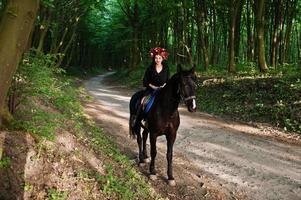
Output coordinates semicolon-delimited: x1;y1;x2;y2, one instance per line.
188;105;197;112
184;96;197;112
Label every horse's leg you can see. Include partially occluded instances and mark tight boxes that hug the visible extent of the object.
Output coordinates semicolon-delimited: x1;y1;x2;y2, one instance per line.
149;134;157;180
142;129;150;163
166;133;176;186
135;127;144;165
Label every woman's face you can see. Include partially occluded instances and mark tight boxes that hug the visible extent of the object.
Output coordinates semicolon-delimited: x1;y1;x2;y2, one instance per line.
154;55;163;65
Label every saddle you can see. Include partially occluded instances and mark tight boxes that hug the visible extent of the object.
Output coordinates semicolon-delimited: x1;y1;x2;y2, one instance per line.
138;89;160;117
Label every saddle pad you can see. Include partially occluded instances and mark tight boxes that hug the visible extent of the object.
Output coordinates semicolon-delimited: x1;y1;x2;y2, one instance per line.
144;95;156;114
143;89;160;115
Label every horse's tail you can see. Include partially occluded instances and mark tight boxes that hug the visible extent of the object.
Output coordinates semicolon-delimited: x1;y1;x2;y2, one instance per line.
129;89;145;139
129;94;138;139
129;114;136;139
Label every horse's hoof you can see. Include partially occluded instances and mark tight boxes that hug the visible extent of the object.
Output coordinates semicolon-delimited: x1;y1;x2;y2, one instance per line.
168;179;176;186
129;135;136;139
143;158;150;163
149;174;157;180
138;162;146;167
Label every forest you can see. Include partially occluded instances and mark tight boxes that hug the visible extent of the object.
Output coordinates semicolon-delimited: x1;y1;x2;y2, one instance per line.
1;0;300;131
0;0;301;199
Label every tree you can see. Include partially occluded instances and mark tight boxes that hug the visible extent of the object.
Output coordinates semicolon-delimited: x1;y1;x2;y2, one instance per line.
194;0;209;70
0;0;39;125
228;0;242;73
255;0;268;72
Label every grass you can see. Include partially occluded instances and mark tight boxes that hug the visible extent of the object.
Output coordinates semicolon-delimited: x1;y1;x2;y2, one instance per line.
47;188;68;200
0;156;11;169
9;51;162;200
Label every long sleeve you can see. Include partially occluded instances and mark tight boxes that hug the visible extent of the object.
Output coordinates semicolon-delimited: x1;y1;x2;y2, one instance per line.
143;67;151;88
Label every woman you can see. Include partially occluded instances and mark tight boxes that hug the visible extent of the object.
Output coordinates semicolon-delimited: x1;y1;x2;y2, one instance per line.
143;47;169;94
133;47;170;127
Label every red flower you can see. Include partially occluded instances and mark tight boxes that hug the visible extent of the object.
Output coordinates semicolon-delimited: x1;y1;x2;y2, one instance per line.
150;47;169;60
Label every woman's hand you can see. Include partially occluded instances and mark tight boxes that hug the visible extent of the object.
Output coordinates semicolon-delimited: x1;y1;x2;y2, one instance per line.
149;83;165;90
160;83;166;88
149;84;159;90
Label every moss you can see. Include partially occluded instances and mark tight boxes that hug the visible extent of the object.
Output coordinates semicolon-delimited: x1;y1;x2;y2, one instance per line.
0;106;13;128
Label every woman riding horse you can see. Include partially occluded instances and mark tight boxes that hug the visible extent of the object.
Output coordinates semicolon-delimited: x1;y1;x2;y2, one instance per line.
129;58;197;186
131;47;170;128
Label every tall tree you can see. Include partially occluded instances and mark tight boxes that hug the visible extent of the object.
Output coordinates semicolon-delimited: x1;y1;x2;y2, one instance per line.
194;0;209;70
228;0;241;72
0;0;39;125
246;0;255;61
270;0;283;68
283;0;297;63
255;0;268;72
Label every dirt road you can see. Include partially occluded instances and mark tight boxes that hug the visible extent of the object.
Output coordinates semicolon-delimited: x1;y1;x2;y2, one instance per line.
83;73;301;200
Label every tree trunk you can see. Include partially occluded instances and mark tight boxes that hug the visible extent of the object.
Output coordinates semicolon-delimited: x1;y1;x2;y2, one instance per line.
283;0;296;63
210;0;218;65
66;42;75;67
246;0;254;61
297;30;301;69
52;27;68;54
255;0;268;72
0;0;39;126
56;30;76;68
234;1;244;61
37;12;51;52
271;0;282;68
277;2;285;64
228;0;240;73
194;0;209;70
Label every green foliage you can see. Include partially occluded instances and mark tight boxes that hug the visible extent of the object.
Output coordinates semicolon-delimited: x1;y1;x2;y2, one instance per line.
13;109;62;140
197;71;301;134
0;156;11;169
23;182;33;192
47;188;68;200
41;0;55;8
66;65;106;78
0;0;5;17
11;51;81;139
10;51;158;199
82;124;152;200
113;67;145;88
95;164;143;200
68;106;156;199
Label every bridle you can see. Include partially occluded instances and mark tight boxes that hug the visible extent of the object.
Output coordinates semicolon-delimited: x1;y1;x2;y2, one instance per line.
179;78;196;103
183;95;196;102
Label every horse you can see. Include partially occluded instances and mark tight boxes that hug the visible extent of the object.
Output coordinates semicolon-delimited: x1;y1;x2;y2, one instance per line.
129;64;197;186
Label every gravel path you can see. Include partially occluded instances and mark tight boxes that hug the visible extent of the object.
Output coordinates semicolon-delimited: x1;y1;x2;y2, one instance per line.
84;73;301;200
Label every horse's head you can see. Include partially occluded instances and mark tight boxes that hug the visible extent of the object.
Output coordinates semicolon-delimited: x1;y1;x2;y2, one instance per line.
177;64;197;112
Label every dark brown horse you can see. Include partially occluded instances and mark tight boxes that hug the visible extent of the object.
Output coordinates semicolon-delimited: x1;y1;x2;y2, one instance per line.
129;64;197;186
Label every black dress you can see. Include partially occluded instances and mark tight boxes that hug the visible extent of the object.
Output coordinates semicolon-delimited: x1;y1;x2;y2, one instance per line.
143;64;169;92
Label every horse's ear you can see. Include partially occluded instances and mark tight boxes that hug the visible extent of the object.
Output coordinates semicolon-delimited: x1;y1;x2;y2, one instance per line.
177;64;182;73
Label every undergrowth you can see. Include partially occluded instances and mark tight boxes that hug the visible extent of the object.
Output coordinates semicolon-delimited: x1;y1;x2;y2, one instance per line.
197;63;301;134
9;51;161;200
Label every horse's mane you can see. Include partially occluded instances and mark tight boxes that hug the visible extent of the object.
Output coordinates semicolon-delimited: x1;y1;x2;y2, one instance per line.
159;68;193;99
156;72;181;102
